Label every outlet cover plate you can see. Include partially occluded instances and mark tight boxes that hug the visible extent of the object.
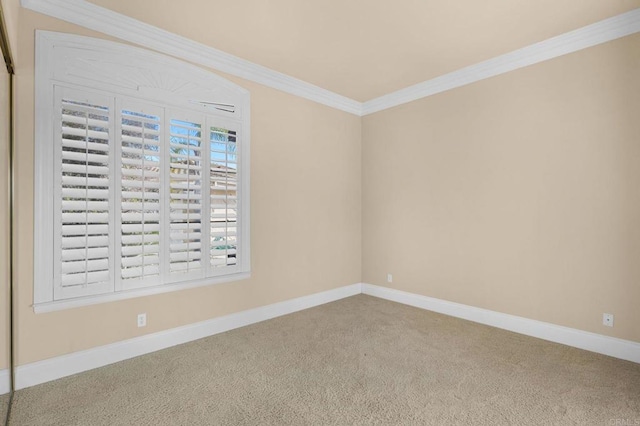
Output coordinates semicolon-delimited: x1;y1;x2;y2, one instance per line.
137;313;147;327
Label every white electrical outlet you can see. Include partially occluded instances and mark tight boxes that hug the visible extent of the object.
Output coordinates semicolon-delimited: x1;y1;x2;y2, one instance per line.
137;313;147;328
387;273;393;283
602;313;614;327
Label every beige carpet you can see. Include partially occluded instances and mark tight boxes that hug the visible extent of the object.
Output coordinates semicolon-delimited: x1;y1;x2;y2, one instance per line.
1;393;8;425
9;295;640;425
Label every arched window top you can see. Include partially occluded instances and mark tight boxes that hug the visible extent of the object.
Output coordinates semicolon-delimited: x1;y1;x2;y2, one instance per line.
38;31;249;120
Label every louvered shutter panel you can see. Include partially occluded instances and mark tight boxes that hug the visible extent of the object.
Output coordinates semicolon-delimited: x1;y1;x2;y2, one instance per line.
209;126;238;270
119;105;164;287
168;117;204;277
54;88;114;299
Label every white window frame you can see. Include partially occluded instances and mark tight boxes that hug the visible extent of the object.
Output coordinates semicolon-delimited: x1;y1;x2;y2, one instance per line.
33;31;251;313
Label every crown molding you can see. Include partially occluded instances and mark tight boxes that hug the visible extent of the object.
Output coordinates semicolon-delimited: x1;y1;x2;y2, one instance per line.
20;0;364;116
19;1;640;116
362;8;640;115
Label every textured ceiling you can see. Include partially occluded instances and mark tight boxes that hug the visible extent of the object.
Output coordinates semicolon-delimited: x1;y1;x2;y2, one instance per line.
87;0;640;101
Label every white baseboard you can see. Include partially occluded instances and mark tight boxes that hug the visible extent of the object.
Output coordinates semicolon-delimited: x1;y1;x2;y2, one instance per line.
14;282;639;390
15;283;363;390
0;369;10;395
362;283;640;364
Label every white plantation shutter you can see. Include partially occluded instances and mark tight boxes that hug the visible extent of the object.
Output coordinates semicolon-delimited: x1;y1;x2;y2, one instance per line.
35;33;250;309
209;126;239;271
53;87;115;300
47;91;247;302
118;102;164;289
167;116;205;279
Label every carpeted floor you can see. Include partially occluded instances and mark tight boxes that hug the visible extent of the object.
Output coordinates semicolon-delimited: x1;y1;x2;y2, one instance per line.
8;295;640;425
1;393;8;425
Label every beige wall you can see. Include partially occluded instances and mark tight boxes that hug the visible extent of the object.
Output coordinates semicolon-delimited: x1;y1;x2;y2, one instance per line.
0;57;9;371
12;6;640;368
0;0;18;62
363;33;640;343
14;10;361;365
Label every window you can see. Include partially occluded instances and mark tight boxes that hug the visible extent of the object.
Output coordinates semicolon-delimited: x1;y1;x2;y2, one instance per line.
34;32;250;312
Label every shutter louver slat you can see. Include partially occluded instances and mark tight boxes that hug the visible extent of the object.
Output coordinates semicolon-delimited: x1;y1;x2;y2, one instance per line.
211;258;236;267
165;193;201;201
121;254;160;268
61;150;109;164
121;212;161;222
121;180;160;190
61;102;110;115
122;144;160;155
61;188;110;199
169;143;202;152
62;138;110;152
169;213;202;221
61;176;110;188
211;248;236;256
169;222;201;231
121;244;159;256
62;200;109;211
121;162;160;175
170;231;200;241
121;202;160;211
62;235;110;249
122;114;161;126
169;163;201;171
121;265;161;279
169;118;203;275
62;212;109;223
211;231;237;238
120;108;162;283
61;270;110;287
121;191;160;200
170;182;202;190
58;97;112;290
61;258;110;274
121;234;159;245
169;252;201;262
170;261;202;272
62;113;109;128
62;163;109;175
62;224;110;236
61;247;109;261
61;126;109;140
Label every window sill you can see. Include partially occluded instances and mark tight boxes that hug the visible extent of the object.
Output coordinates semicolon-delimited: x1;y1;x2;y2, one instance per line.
33;272;251;314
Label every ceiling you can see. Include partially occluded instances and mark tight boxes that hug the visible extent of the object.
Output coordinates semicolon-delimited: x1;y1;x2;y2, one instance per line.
87;0;640;102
